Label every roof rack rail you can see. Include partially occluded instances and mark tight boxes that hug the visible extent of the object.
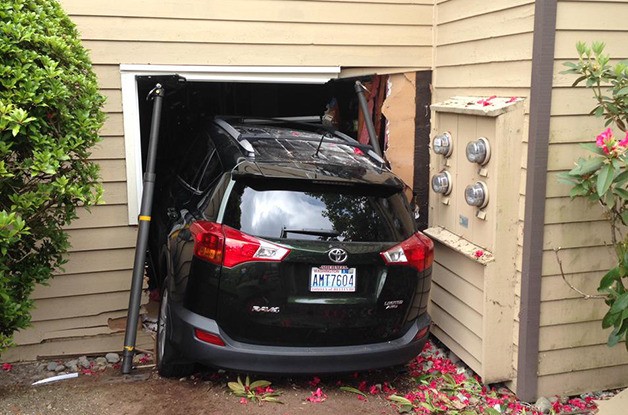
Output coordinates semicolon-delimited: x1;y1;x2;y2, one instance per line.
213;116;386;166
213;118;255;157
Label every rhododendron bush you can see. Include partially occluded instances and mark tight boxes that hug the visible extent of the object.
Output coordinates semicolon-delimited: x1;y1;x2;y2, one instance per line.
560;42;628;349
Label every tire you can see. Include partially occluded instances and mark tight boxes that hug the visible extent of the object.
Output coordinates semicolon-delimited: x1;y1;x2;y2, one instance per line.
155;281;194;377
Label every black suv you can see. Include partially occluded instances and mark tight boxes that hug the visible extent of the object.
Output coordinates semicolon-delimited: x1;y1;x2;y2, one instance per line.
152;117;433;376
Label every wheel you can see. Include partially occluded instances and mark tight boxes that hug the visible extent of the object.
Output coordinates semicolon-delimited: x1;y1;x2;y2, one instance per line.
155;281;194;377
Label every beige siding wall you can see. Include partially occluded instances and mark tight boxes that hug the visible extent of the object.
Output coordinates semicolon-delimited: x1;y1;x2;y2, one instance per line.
7;0;433;361
430;0;534;385
537;0;628;396
433;0;535;104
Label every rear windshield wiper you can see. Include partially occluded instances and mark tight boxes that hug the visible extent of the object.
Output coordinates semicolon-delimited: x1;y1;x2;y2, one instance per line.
280;228;340;239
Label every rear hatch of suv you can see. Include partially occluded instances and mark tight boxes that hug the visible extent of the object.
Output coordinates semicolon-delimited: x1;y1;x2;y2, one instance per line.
207;176;433;347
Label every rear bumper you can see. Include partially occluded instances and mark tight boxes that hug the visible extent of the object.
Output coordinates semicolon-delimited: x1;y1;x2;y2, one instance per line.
168;302;431;374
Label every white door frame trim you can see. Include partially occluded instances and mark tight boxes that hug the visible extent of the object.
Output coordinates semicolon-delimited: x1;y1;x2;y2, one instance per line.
119;64;341;224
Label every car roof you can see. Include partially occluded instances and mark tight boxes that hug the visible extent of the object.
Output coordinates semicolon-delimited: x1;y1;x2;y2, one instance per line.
210;118;404;189
213;117;385;163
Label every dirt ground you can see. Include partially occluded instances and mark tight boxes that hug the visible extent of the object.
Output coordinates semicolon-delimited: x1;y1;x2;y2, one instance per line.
0;365;410;415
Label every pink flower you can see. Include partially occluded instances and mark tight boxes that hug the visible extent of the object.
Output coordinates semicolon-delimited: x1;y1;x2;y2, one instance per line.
306;387;327;403
474;250;484;258
507;96;518;103
1;363;12;371
358;380;368;392
619;131;628;147
477;95;497;107
239;397;248;405
382;382;395;394
368;385;380;395
596;128;614;151
308;376;321;387
255;385;274;394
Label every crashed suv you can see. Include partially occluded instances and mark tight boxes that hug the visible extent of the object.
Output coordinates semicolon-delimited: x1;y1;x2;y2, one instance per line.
152;117;433;376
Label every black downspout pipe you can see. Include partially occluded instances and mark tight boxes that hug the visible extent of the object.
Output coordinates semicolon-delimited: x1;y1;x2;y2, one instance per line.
517;1;557;402
122;84;165;374
355;80;383;157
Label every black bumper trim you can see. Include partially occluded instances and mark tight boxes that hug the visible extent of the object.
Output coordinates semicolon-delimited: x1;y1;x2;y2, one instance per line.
168;302;431;374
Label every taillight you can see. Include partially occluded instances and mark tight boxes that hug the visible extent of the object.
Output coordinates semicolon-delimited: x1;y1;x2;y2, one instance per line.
190;221;290;268
380;232;434;271
190;221;224;265
222;226;290;268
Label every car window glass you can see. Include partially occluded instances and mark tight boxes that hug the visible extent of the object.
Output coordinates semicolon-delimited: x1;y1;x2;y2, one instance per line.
222;183;414;242
177;136;222;193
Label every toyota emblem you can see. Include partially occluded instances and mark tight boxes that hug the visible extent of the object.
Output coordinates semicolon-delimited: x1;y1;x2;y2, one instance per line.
328;248;348;263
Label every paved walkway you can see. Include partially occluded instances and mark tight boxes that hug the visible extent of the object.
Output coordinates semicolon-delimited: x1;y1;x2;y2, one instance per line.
596;387;627;415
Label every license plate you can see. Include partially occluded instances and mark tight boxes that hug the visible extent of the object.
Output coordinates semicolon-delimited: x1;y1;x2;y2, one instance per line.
310;265;356;292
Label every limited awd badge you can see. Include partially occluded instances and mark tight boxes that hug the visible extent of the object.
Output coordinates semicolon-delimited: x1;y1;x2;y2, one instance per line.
251;306;280;313
384;300;404;310
328;248;348;263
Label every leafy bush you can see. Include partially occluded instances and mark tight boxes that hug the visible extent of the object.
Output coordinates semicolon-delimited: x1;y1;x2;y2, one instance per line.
560;42;628;349
0;0;105;354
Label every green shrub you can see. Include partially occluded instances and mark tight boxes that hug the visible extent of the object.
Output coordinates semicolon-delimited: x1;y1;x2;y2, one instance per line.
0;0;105;355
561;42;628;349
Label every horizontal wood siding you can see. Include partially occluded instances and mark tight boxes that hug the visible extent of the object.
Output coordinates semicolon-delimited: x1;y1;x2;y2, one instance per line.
433;0;534;104
537;0;628;395
430;244;485;367
431;0;533;385
8;0;434;361
62;0;433;68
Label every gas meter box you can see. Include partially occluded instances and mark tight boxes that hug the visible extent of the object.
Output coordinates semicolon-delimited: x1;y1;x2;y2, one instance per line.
425;96;524;383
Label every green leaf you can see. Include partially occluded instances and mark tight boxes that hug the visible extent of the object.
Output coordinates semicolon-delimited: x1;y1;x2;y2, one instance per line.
388;395;413;405
570;157;604;175
340;386;368;397
599;268;621;291
607;326;623;347
602;310;621;329
614;169;628;185
579;142;605;155
227;382;245;393
610;292;628;314
249;380;271;389
571;75;587;87
613;187;628;200
260;396;283;403
569;184;589;198
621;210;628;226
597;163;615;197
485;408;502;415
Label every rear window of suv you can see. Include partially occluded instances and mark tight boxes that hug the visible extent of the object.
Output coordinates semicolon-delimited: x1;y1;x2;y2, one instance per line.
222;181;415;242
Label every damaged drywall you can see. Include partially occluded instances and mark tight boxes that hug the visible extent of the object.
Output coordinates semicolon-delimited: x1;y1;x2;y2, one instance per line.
382;72;417;188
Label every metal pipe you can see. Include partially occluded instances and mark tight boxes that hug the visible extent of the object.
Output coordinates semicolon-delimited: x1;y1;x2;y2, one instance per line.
355;80;383;157
122;83;165;374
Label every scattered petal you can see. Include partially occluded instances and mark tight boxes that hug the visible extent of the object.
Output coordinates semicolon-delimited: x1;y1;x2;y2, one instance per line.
306;388;327;403
308;376;321;387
